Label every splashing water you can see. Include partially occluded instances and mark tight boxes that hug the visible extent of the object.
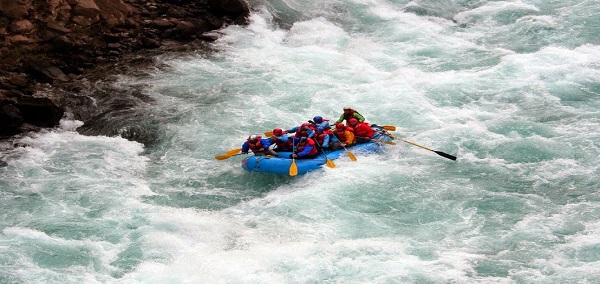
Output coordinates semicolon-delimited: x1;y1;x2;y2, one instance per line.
1;0;599;282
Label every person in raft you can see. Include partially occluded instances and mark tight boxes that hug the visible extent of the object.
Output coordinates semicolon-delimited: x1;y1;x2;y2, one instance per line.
313;126;331;150
270;128;293;152
242;135;279;157
330;123;355;150
286;122;315;138
310;115;330;129
335;106;365;124
290;137;318;159
346;117;375;143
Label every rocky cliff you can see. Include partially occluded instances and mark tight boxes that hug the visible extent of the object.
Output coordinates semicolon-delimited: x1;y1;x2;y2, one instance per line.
0;0;250;139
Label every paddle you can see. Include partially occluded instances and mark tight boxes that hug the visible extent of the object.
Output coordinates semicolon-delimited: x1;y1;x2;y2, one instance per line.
214;148;242;160
343;145;357;161
401;139;457;161
289;138;298;176
215;153;244;160
331;131;357;161
314;139;335;168
264;131;273;137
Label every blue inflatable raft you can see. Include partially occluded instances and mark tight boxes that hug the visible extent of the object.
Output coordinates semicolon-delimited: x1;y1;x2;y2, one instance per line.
241;129;393;175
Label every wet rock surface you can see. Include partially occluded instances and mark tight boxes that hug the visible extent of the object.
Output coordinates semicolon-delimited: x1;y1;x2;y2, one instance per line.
0;0;250;144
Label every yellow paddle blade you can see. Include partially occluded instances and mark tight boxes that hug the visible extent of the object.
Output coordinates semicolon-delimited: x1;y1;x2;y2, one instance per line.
382;125;396;131
325;158;336;168
289;159;298;176
215;155;230;160
345;149;357;161
225;148;242;155
264;131;274;137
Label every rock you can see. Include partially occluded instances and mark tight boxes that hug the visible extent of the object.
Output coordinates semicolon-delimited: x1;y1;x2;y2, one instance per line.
175;20;195;34
94;0;136;29
7;73;28;87
0;0;252;142
46;22;71;33
141;36;161;49
71;15;96;27
71;0;100;19
5;34;36;44
207;0;250;24
26;62;69;82
151;19;174;29
14;96;64;128
8;19;34;33
0;0;32;19
0;102;23;136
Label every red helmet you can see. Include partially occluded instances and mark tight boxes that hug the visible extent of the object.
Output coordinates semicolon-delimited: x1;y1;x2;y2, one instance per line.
348;118;358;124
335;123;345;130
273;128;283;136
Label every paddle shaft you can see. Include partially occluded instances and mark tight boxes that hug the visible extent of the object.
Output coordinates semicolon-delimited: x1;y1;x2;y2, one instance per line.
289;138;298;176
402;139;457;161
314;139;335;168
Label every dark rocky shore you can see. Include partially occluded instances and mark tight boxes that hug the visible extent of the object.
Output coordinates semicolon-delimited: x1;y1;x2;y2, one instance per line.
0;0;250;144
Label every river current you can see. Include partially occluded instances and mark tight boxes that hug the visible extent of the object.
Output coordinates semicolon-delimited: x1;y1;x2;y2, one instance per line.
1;0;599;283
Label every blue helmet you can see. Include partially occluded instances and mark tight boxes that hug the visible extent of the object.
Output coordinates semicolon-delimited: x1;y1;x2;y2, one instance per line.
313;116;323;123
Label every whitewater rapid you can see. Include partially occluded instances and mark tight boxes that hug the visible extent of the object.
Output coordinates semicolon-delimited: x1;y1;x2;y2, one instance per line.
1;0;599;283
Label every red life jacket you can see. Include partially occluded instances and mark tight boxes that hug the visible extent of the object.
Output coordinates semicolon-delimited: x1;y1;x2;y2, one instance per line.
314;129;331;145
295;123;312;137
352;122;374;138
296;138;318;156
247;136;263;151
274;136;292;149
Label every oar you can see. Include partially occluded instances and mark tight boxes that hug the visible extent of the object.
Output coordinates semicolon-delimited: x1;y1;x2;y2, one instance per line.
289;138;298;176
343;145;357;161
214;148;242;160
315;140;335;168
264;131;273;136
215;153;243;160
401;139;457;161
332;134;357;161
381;125;396;131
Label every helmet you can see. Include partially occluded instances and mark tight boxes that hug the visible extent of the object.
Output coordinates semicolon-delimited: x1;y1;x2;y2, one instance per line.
313;116;323;123
335;123;345;130
249;135;258;141
316;126;324;132
301;122;311;129
348;118;358;124
273;128;283;136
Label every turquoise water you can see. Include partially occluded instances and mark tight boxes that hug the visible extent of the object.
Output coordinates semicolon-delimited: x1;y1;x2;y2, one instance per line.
1;0;599;282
